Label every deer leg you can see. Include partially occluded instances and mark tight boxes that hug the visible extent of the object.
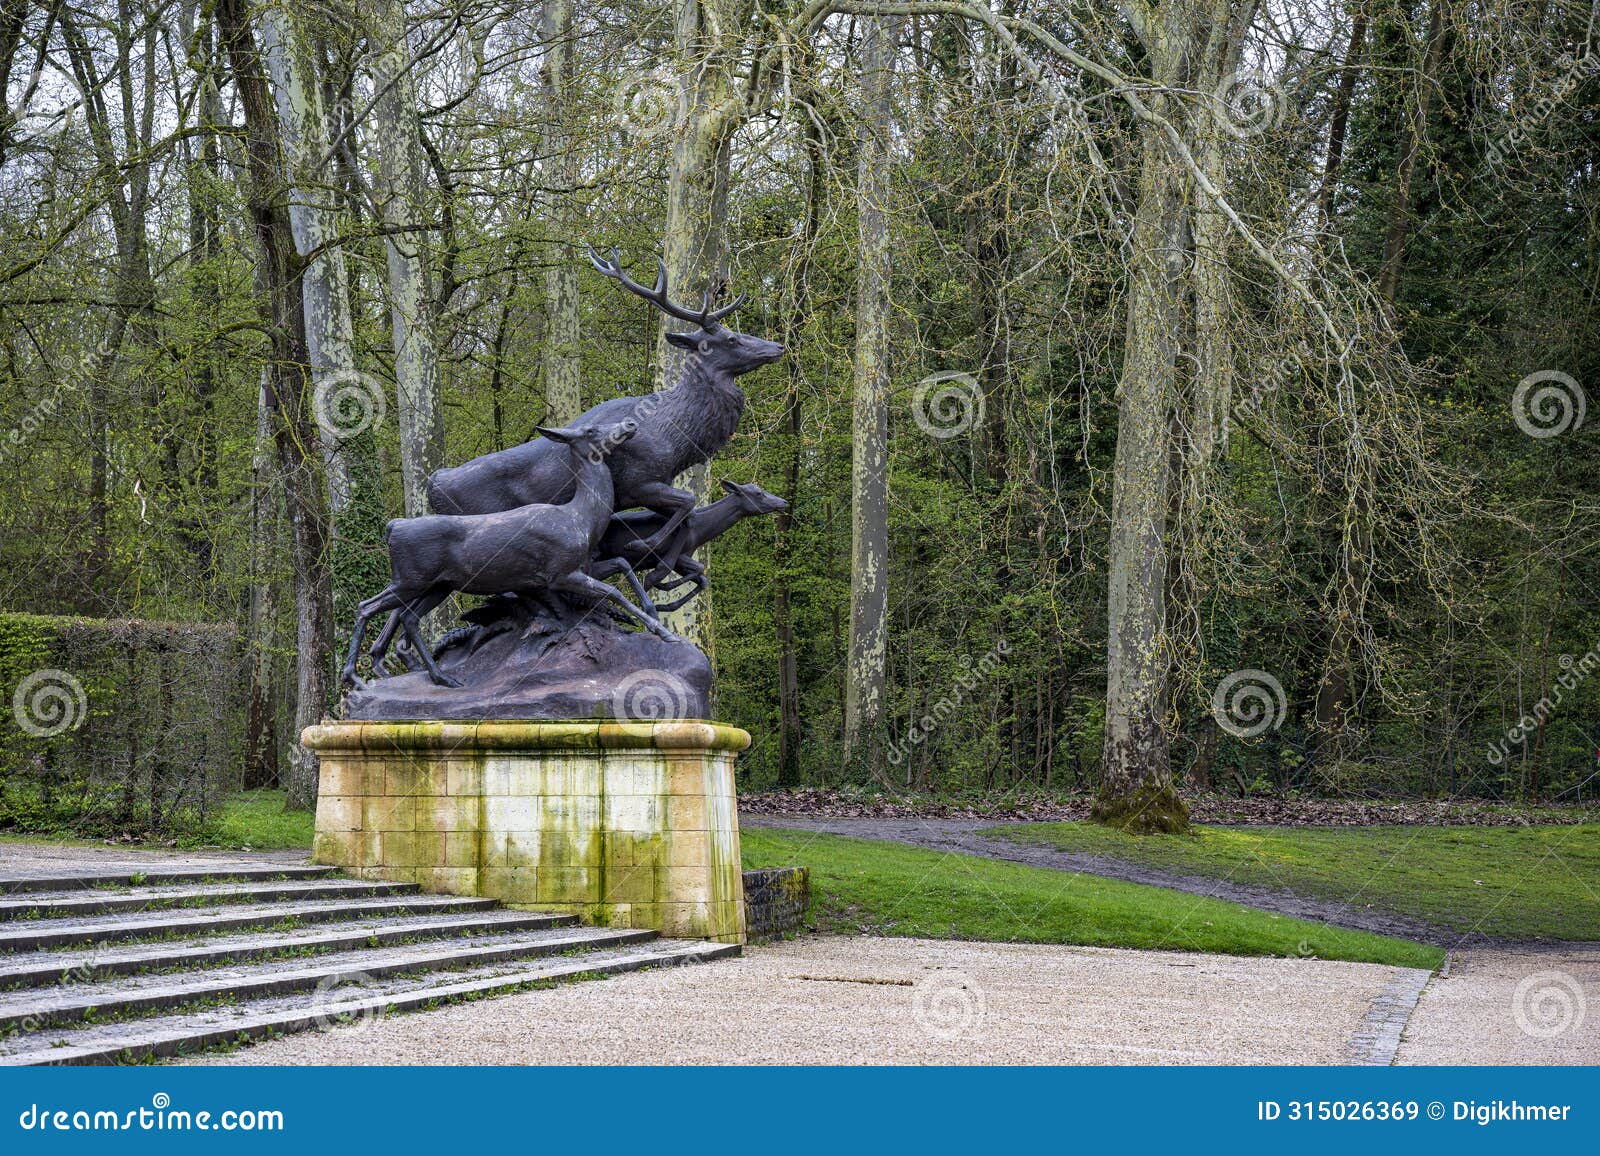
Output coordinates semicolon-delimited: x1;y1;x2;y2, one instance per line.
401;593;461;688
373;589;449;678
629;483;696;556
370;612;406;670
593;556;659;618
650;560;707;614
554;571;672;638
343;587;404;688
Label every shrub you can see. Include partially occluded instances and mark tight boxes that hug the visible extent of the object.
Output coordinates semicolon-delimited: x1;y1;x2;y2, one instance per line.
0;613;245;837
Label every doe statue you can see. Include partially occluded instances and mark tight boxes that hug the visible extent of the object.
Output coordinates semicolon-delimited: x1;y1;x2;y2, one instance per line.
340;249;787;722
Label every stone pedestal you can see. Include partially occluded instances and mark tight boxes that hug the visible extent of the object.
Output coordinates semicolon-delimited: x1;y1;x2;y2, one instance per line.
302;720;748;944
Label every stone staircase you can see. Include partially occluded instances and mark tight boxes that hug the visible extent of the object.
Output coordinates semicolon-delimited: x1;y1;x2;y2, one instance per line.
0;862;738;1065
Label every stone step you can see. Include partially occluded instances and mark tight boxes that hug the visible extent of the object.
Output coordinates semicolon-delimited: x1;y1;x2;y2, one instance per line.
0;893;501;953
0;938;740;1065
0;878;418;922
0;909;578;989
0;925;660;1033
0;865;340;895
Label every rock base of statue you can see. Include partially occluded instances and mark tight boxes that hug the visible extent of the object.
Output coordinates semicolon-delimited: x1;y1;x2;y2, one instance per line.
303;720;748;944
342;595;712;722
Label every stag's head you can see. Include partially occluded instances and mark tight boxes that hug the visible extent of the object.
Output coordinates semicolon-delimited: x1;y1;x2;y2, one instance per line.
587;247;784;379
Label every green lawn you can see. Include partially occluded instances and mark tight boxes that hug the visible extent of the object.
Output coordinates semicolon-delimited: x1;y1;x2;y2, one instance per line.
980;821;1600;942
741;826;1442;968
202;789;317;851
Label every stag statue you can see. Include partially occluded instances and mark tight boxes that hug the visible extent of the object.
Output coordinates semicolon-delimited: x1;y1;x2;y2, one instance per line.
427;249;782;569
340;248;789;722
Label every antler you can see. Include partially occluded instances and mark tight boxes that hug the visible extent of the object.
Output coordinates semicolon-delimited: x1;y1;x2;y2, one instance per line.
585;245;746;329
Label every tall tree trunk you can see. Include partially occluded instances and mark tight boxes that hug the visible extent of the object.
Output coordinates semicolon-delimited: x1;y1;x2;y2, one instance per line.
261;2;383;675
218;0;333;811
245;375;280;790
540;0;582;425
260;4;357;512
655;0;743;644
775;110;824;789
844;15;898;775
367;0;443;517
1376;1;1444;304
1093;11;1194;833
1316;9;1367;236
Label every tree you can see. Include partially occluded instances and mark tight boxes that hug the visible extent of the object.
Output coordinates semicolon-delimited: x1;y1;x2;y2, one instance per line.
845;15;899;773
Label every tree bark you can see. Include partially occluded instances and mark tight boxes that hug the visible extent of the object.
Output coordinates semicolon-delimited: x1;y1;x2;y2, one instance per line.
367;0;444;517
775;110;824;789
259;4;358;512
217;0;333;811
844;15;898;775
655;0;743;645
540;0;583;425
1093;5;1198;834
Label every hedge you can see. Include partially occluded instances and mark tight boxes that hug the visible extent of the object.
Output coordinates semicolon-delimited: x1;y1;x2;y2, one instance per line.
0;613;246;835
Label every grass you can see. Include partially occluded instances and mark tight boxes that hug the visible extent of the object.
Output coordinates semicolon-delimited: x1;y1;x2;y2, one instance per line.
979;821;1600;941
740;826;1443;969
200;790;316;851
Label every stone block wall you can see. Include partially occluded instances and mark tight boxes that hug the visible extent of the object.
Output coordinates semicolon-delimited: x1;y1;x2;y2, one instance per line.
305;721;748;944
742;866;809;939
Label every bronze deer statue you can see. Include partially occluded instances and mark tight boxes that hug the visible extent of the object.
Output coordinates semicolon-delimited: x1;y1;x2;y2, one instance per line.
425;249;783;576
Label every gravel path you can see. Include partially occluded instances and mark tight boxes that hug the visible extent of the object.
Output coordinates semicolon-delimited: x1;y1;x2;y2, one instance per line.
1397;943;1600;1064
742;815;1482;946
0;842;309;881
183;935;1424;1066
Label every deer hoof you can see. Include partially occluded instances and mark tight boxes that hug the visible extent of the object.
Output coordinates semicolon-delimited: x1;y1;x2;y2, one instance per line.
429;673;464;689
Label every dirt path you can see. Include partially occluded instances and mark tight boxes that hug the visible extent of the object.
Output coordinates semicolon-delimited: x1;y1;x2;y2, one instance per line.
740;814;1486;946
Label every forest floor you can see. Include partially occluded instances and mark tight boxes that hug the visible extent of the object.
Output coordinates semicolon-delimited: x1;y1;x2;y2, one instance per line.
740;787;1592;826
741;816;1599;945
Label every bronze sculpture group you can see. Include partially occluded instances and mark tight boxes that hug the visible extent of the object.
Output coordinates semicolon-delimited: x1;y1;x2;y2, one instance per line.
339;248;787;721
